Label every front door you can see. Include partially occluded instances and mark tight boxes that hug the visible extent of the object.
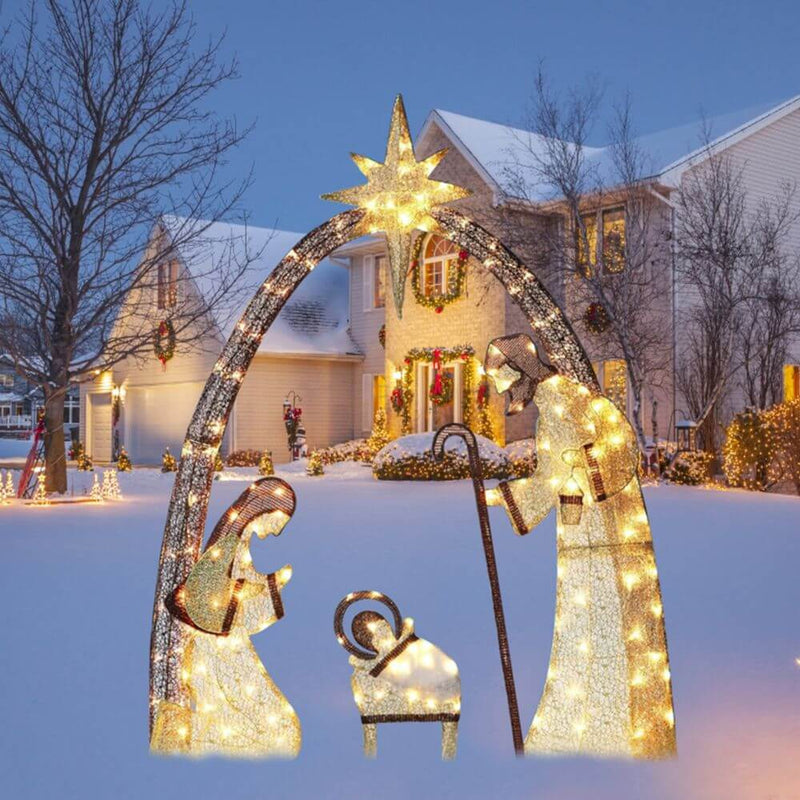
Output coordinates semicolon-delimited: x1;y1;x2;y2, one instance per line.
415;362;463;432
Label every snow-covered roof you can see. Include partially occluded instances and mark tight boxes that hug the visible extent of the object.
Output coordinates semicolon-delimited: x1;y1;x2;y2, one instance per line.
0;391;23;402
163;218;362;359
421;94;800;202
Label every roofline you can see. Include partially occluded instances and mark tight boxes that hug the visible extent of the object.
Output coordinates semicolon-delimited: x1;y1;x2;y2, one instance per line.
418;110;505;205
254;350;363;362
658;94;800;184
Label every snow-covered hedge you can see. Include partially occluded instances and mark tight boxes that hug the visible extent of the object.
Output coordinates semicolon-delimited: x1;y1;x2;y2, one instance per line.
315;438;370;465
504;438;537;477
373;432;513;481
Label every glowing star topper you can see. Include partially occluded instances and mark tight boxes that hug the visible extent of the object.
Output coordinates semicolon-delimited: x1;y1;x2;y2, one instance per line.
322;95;471;317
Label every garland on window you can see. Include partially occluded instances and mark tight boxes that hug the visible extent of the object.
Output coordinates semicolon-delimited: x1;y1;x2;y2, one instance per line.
399;345;475;434
154;319;176;367
410;235;469;313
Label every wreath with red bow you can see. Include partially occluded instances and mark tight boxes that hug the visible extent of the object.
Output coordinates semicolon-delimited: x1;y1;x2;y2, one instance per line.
153;319;176;367
584;302;611;334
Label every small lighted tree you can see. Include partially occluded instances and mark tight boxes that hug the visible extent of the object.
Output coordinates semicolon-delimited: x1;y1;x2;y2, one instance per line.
367;408;391;457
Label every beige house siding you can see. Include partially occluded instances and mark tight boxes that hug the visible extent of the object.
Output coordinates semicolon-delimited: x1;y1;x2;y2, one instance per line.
673;106;800;423
232;354;358;463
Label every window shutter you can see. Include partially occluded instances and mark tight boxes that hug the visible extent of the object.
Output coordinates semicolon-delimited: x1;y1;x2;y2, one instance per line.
362;373;374;431
363;255;375;312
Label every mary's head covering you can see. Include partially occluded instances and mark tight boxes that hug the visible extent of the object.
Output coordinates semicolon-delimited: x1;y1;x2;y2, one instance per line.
485;334;557;415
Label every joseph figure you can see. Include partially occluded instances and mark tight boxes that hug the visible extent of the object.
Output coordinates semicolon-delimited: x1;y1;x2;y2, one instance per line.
484;334;676;759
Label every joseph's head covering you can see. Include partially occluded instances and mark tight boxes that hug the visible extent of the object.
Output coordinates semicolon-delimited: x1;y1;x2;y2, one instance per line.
485;334;556;415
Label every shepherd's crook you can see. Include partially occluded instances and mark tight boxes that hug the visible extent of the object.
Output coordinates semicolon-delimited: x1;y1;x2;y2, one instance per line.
432;423;524;756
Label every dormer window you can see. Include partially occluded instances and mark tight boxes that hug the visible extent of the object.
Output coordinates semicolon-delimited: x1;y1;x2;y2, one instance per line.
157;260;179;309
423;235;458;297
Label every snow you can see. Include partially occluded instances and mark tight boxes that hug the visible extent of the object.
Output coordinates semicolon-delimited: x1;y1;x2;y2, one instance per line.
1;468;799;799
432;96;798;201
0;435;33;464
162;217;361;358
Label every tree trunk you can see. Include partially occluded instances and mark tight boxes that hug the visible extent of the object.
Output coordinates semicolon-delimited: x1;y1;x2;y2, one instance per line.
44;390;68;494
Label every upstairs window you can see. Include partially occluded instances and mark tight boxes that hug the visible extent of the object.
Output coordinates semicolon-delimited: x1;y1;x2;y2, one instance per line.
157;260;179;309
602;207;626;273
0;373;13;388
575;207;625;275
373;255;386;309
423;235;457;297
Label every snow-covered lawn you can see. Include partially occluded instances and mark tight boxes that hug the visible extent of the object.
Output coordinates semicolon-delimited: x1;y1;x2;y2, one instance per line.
1;466;798;800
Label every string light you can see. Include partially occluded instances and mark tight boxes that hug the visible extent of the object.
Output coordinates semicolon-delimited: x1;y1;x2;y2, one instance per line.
486;362;675;759
322;95;470;317
151;478;301;758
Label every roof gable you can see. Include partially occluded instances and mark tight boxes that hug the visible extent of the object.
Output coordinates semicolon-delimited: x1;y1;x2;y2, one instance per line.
418;94;800;201
161;218;362;358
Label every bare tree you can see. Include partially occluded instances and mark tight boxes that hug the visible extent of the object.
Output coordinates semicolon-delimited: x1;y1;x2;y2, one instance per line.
504;68;670;451
0;0;255;492
674;148;799;449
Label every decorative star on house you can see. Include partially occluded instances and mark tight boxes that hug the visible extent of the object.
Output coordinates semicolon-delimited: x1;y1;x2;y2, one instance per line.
322;95;471;317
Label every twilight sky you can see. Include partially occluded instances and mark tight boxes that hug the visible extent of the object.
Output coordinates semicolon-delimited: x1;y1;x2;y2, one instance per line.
5;0;800;231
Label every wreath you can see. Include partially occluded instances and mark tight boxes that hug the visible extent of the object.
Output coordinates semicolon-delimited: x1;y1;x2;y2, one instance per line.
584;302;610;334
429;371;454;406
154;319;176;366
410;235;469;313
390;386;404;414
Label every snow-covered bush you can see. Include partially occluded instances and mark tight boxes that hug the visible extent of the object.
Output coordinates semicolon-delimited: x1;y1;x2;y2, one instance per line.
373;432;513;481
767;399;800;495
226;449;262;467
665;450;713;485
723;408;778;491
316;438;370;465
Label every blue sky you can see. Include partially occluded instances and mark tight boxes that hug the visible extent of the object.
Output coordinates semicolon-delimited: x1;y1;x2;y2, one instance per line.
6;0;800;231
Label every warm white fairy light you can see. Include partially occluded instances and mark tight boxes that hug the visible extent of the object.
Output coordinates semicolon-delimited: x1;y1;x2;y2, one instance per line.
486;368;675;759
335;592;460;760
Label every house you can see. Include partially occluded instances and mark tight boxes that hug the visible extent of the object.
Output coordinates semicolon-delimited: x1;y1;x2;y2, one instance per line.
80;222;361;464
0;354;80;436
81;94;800;463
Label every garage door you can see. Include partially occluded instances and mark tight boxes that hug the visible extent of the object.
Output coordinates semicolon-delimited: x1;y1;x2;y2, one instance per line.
90;393;113;462
126;383;204;465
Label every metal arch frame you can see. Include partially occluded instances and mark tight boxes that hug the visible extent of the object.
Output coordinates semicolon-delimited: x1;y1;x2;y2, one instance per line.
148;207;598;733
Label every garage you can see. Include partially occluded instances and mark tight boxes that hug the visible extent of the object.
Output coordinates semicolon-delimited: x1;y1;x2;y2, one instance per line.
88;393;113;462
124;382;205;465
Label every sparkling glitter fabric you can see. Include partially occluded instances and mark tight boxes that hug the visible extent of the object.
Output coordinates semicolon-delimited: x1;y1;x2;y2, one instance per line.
322;95;470;317
492;375;676;759
151;479;301;757
335;592;460;759
149;210;365;735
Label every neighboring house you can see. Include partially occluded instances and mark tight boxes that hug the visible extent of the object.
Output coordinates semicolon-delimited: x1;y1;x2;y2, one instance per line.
0;354;80;435
79;222;362;464
82;95;800;463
